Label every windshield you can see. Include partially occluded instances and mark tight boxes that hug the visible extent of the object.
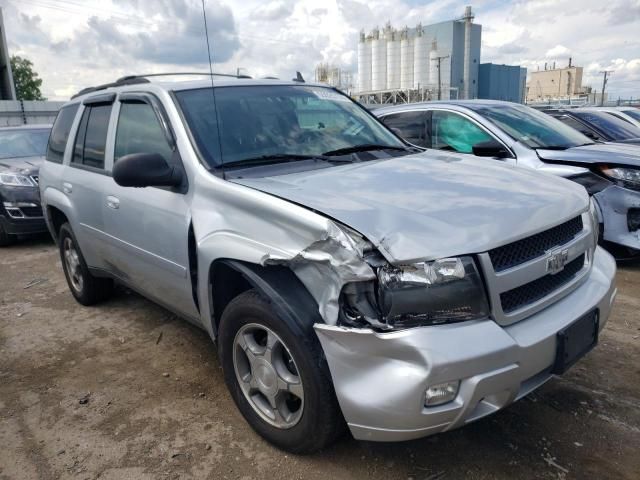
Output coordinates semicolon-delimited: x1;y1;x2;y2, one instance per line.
175;85;404;167
474;104;593;149
0;128;50;160
621;109;640;122
572;111;640;140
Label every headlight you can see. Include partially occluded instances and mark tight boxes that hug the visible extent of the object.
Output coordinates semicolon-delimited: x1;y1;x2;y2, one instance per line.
0;173;36;187
377;256;489;329
599;166;640;190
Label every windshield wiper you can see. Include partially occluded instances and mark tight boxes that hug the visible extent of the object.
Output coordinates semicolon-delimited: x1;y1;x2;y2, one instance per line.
532;145;569;151
223;153;352;169
322;144;409;156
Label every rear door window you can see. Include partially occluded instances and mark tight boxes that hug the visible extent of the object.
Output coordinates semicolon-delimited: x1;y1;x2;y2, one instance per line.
381;111;430;147
431;111;494;154
46;104;79;163
114;102;173;163
71;104;112;169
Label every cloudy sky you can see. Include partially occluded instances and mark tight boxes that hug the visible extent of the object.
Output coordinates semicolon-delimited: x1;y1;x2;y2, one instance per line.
2;0;639;100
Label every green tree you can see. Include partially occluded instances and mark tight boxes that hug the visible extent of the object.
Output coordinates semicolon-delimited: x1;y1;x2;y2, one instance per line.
10;55;46;101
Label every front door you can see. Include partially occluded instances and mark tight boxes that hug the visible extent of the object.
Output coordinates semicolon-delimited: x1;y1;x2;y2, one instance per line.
102;96;198;319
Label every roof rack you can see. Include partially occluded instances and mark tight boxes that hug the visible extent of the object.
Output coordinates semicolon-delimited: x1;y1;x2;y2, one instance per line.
70;72;253;100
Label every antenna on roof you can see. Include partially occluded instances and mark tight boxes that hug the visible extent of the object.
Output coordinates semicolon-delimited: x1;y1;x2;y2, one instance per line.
292;71;305;83
201;0;224;173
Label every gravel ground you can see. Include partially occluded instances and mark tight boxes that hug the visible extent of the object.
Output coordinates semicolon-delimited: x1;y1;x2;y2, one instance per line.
1;234;639;480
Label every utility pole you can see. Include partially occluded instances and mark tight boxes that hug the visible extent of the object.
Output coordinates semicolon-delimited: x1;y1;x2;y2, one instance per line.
436;55;450;100
599;70;614;106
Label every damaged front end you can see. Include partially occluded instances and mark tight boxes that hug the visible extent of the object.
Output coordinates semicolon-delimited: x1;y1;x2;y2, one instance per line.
340;255;490;330
275;219;490;331
569;168;640;253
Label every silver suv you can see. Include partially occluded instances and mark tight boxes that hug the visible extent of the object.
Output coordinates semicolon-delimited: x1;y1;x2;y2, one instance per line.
40;75;617;453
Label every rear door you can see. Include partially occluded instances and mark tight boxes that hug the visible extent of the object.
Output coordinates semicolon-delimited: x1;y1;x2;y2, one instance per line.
62;95;116;269
101;93;197;318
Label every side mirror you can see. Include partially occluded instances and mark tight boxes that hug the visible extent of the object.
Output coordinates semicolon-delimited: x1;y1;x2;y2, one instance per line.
472;140;511;158
113;153;182;188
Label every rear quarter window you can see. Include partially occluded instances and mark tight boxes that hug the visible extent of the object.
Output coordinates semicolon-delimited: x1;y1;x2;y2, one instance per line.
46;104;80;163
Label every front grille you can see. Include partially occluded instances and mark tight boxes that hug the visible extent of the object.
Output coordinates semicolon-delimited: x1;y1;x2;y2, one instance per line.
30;175;39;185
500;254;585;314
489;216;583;272
20;206;43;217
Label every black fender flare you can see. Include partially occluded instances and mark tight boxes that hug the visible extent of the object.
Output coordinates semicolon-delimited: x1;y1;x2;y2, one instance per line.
211;259;324;338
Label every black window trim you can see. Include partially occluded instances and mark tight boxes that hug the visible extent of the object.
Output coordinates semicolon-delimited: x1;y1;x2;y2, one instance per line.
69;103;112;176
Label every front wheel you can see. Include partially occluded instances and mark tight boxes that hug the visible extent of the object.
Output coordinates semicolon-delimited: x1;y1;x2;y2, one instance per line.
218;289;344;453
58;223;113;305
0;222;15;247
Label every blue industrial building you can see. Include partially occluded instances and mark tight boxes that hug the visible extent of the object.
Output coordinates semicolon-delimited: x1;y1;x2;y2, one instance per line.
478;63;527;103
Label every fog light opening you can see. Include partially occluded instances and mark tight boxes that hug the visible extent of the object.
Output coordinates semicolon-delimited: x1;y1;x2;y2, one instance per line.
425;381;460;407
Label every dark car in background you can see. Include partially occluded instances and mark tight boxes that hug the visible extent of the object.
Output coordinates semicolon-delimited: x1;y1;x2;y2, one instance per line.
545;109;640;145
0;124;52;246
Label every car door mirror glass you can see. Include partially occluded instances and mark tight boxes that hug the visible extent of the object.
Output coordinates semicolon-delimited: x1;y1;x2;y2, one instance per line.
112;152;183;188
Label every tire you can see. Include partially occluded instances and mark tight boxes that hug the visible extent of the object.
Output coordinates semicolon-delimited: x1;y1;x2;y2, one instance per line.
0;222;15;247
218;289;345;454
58;222;113;305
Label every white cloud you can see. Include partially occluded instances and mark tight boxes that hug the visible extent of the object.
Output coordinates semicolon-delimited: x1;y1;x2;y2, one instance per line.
545;45;571;58
1;0;639;99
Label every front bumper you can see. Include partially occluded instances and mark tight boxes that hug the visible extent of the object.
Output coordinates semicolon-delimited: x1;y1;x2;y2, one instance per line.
315;246;617;442
0;188;47;236
594;185;640;251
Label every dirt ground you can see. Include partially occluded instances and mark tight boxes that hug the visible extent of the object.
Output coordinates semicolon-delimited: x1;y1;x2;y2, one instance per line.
1;234;639;480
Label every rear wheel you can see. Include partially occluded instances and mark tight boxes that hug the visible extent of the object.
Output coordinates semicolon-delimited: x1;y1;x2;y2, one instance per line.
58;223;113;305
219;289;344;453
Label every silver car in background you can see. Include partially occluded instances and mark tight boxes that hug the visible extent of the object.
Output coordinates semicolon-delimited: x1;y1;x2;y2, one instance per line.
375;100;640;258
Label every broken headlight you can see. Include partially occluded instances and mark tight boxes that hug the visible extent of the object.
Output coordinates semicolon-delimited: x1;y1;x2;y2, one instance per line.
377;256;490;329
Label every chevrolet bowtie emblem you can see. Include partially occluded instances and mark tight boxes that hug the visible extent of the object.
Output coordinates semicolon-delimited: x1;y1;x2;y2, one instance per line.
546;249;569;275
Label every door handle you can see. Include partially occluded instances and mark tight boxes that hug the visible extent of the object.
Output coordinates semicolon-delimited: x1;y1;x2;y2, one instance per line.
63;182;72;194
106;196;120;209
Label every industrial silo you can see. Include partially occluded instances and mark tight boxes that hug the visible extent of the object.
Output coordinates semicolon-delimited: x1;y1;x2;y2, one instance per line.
400;27;414;89
357;31;372;92
386;28;400;89
370;28;387;91
413;25;429;89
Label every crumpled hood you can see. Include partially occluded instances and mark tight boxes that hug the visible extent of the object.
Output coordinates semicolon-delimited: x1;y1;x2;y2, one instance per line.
0;155;44;175
536;143;640;167
231;152;588;263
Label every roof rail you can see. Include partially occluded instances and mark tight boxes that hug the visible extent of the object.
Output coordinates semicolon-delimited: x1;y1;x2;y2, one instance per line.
71;71;252;100
70;76;149;99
